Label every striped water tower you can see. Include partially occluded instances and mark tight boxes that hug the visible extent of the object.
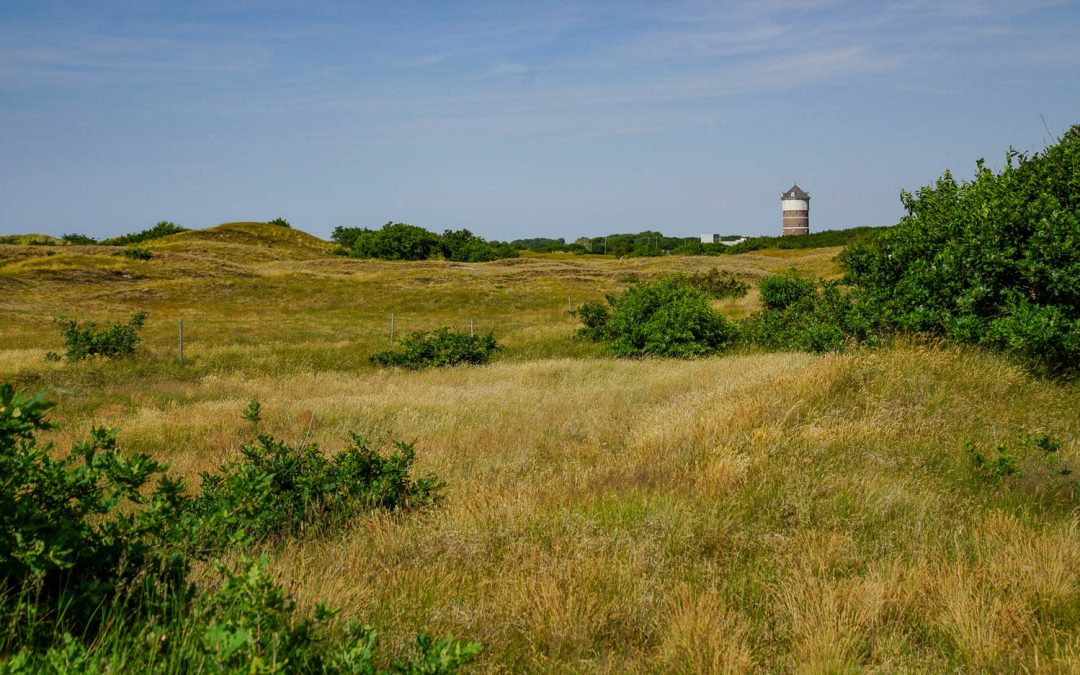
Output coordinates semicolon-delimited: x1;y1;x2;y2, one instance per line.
781;184;810;236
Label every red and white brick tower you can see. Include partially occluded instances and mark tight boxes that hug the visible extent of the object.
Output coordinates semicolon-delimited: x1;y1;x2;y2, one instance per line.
781;184;810;236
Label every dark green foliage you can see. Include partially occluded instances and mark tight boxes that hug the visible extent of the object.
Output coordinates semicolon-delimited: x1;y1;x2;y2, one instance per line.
61;233;97;245
112;247;153;260
336;223;443;261
577;277;734;357
0;383;194;639
686;268;749;300
102;221;187;246
572;300;612;341
0;383;478;673
758;270;817;310
738;271;876;353
267;217;291;228
371;328;499;369
192;434;443;546
55;312;147;361
840;126;1080;374
333;223;518;262
439;228;518;262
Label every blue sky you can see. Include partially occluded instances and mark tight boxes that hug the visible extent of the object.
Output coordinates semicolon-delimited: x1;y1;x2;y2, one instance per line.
1;0;1078;241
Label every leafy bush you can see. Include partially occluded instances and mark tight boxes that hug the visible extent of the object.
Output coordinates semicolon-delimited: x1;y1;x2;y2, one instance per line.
55;311;147;361
576;276;734;357
112;246;153;260
333;224;518;262
335;222;444;261
0;383;479;672
686;268;749;300
268;217;292;228
102;221;187;246
573;300;612;342
61;233;97;245
371;328;499;369
441;230;494;262
840;126;1080;374
192;434;443;546
738;270;877;353
0;383;194;641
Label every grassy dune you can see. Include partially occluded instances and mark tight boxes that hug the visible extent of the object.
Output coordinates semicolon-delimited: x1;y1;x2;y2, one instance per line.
1;224;1077;671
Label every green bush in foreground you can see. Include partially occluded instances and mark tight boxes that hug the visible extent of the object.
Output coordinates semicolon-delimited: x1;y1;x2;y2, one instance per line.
371;327;499;369
54;312;147;361
840;125;1080;374
0;383;479;673
575;276;734;357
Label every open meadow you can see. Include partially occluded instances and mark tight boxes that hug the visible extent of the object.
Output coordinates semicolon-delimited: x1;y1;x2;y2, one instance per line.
2;223;1078;672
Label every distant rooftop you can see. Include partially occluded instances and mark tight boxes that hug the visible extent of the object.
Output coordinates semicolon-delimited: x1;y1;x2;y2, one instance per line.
782;184;810;200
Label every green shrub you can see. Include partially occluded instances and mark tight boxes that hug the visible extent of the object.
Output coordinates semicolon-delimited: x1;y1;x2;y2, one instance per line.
577;276;734;357
61;233;97;245
112;247;153;260
192;434;443;546
242;399;261;423
268;217;292;228
337;222;444;261
441;229;502;262
840;126;1080;374
758;271;817;310
370;327;499;369
0;383;479;672
0;383;194;641
333;224;518;262
55;312;147;361
685;268;749;300
102;221;187;246
573;300;612;341
738;271;877;353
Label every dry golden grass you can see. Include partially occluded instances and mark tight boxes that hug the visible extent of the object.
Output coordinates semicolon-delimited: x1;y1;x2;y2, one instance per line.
1;225;1077;671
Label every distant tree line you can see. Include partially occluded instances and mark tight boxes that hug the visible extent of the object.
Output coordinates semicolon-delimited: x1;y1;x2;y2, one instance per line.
331;222;519;262
507;226;885;256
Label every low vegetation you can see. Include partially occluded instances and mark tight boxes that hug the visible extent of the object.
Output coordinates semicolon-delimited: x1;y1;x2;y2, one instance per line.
112;246;153;260
738;270;876;353
371;328;500;369
0;383;478;673
576;276;735;357
52;311;147;361
102;221;188;246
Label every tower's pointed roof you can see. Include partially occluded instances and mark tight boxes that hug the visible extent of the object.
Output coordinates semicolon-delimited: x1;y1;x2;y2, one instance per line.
782;184;810;200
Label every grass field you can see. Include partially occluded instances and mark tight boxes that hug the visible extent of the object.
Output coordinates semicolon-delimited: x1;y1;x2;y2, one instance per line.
2;222;1078;672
